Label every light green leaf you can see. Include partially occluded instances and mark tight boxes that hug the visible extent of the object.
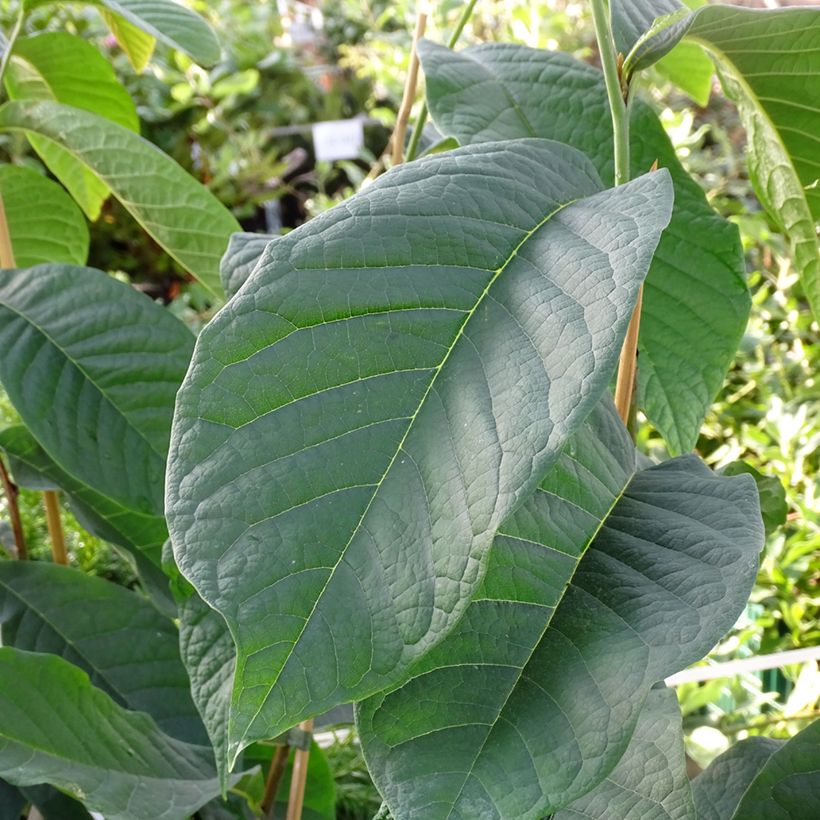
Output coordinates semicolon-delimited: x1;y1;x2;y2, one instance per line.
555;686;695;819
0;165;88;265
692;736;782;820
0;264;194;517
654;40;713;107
686;6;820;320
695;720;820;819
418;40;749;454
0;647;221;820
357;436;762;818
166;140;673;760
24;0;220;67
100;9;156;73
5;32;138;221
220;231;276;298
0;561;206;745
0;102;240;296
722;460;788;536
179;592;236;791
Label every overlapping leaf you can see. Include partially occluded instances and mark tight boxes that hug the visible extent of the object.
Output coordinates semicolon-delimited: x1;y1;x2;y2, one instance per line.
0;103;239;296
418;41;748;453
357;430;762;818
23;0;220;67
0;165;88;265
4;31;138;220
167;139;673;759
555;686;695;819
0;648;221;820
694;720;820;818
0;561;206;745
100;9;156;72
220;231;276;298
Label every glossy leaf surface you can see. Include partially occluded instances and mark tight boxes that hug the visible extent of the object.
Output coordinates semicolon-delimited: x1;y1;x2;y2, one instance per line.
167;140;673;759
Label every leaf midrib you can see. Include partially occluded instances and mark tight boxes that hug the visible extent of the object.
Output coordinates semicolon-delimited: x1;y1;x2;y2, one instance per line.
233;194;580;754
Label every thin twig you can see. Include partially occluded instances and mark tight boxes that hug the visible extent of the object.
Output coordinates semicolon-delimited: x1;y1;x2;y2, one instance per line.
285;719;314;820
0;455;26;559
261;743;291;818
405;0;479;162
43;490;67;564
0;3;25;93
391;11;428;167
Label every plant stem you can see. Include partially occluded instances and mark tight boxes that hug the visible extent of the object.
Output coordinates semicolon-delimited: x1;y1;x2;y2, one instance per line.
43;490;67;564
591;0;644;426
391;11;428;166
261;742;291;818
0;455;26;559
0;4;25;93
405;0;479;162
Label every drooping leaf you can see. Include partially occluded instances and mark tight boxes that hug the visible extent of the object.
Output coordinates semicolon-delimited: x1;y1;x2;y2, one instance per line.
100;9;156;72
686;7;820;320
220;231;276;299
357;440;762;818
555;686;695;819
23;0;220;67
0;561;206;745
178;592;236;790
694;720;820;819
167;139;673;760
0;424;169;584
722;460;788;536
0;103;240;296
0;165;88;265
0;264;194;518
692;736;782;820
418;40;748;454
5;32;138;221
0;648;221;820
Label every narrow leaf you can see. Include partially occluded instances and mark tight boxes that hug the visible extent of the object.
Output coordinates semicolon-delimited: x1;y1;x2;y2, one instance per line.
0;648;221;820
5;32;138;220
357;444;762;818
0;103;240;296
166;140;673;760
418;40;748;454
0;264;194;517
555;686;695;819
0;165;88;265
0;562;206;744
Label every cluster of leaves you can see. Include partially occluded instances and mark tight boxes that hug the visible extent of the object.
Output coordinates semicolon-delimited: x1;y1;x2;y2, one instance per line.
0;2;818;820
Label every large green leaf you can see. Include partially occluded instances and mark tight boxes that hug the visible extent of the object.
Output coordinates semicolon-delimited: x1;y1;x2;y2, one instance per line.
0;648;221;820
694;720;820;818
5;32;138;221
357;441;762;818
0;102;239;296
417;41;749;454
0;562;206;745
24;0;220;67
555;686;695;819
0;264;194;517
167;140;673;760
100;9;156;72
0;165;88;265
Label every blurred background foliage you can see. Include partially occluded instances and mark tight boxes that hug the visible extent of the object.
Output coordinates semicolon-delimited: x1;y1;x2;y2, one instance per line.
0;0;817;809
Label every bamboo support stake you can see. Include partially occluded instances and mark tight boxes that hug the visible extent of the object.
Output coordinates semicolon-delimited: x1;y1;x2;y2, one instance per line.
285;719;314;820
391;11;427;166
0;193;68;564
261;742;291;818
